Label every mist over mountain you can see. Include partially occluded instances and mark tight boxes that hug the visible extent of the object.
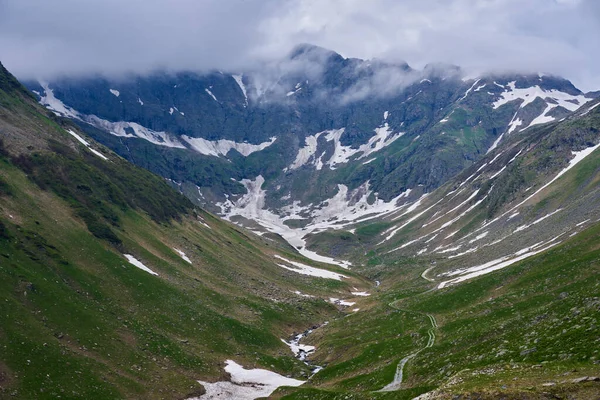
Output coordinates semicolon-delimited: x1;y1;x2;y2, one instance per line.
2;0;599;91
2;1;600;399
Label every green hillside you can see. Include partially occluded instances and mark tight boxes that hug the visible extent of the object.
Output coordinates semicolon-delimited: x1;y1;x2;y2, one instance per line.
0;62;370;399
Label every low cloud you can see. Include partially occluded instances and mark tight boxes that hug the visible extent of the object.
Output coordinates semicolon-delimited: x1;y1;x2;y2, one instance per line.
0;0;598;91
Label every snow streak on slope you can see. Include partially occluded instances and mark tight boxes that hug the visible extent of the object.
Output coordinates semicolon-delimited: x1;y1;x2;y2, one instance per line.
88;116;186;149
67;129;108;160
218;176;413;267
38;86;188;149
123;254;158;276
232;74;248;106
192;360;304;400
173;249;192;264
182;136;277;157
39;83;79;118
438;238;561;289
204;88;218;102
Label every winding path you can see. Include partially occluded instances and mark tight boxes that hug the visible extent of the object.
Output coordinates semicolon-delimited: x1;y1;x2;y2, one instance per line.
377;268;439;392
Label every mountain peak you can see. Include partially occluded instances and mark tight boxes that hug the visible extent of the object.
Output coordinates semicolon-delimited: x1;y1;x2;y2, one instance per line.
288;43;344;63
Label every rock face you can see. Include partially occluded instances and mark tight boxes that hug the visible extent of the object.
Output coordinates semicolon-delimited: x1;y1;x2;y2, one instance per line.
26;45;593;240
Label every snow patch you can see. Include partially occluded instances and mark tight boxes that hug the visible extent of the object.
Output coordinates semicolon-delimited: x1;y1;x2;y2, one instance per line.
275;255;347;280
218;176;409;267
205;88;218;102
232;74;248;106
123;254;158;276
183;136;276;157
109;89;120;97
492;81;589;111
67;129;108;160
173;249;192;264
192;360;304;400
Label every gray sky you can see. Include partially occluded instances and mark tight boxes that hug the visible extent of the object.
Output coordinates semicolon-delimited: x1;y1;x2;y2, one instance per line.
1;0;598;90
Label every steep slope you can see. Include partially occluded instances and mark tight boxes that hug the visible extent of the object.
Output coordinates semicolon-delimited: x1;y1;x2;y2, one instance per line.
360;98;600;282
0;62;373;399
25;45;593;263
268;101;600;399
278;219;600;399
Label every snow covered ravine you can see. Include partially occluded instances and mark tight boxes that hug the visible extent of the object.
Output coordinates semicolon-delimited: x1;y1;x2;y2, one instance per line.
189;360;305;400
218;175;415;268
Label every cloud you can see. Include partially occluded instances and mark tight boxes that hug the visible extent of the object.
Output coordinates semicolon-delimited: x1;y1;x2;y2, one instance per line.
0;0;598;90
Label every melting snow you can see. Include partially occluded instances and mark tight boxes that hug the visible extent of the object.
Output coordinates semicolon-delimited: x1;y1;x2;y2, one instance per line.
192;360;304;400
288;132;324;170
123;254;158;276
218;176;409;267
330;298;356;306
173;248;192;264
324;127;405;169
581;102;600;116
205;88;218;102
67;129;108;160
183;136;276;157
109;89;120;97
274;255;347;280
351;291;370;297
137;97;144;106
469;231;489;243
514;209;563;233
438;239;562;289
492;81;589;111
459;79;481;101
281;336;315;361
39;83;79;118
88;116;186;148
232;74;248;106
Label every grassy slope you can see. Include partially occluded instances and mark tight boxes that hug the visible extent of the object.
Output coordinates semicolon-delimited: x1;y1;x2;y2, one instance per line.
276;105;600;399
0;63;371;399
277;218;600;399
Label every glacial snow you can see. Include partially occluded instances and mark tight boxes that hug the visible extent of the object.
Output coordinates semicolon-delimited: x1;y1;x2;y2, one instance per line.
492;81;589;111
182;136;276;157
288;125;405;171
88;116;187;149
288;132;324;170
217;176;412;267
39;83;80;119
324;125;405;169
487;82;590;152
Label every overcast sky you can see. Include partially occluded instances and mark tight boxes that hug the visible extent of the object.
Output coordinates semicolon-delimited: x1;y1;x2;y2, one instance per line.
0;0;598;90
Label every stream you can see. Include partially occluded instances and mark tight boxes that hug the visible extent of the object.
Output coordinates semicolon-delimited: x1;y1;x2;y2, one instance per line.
282;322;328;376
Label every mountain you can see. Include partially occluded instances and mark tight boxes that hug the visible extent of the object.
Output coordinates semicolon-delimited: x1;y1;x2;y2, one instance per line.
4;52;600;399
0;61;372;399
25;45;594;265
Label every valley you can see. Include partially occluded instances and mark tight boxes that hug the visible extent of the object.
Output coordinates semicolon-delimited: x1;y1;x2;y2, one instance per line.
1;40;600;400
